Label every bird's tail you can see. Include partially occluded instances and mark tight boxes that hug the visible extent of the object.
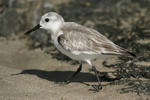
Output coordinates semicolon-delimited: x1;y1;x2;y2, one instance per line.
126;51;137;57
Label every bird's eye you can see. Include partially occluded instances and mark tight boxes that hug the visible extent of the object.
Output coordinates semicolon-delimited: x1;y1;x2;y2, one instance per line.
45;18;49;22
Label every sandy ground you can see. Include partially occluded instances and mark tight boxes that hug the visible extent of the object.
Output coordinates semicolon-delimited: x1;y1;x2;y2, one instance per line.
0;36;149;100
0;0;150;99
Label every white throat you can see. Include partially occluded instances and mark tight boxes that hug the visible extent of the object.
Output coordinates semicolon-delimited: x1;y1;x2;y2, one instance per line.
48;21;63;35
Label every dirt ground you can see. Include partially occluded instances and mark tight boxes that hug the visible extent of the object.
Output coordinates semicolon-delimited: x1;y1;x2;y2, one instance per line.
0;0;150;100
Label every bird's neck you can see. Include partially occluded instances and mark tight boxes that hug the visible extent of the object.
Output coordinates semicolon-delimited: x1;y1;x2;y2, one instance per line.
49;21;63;35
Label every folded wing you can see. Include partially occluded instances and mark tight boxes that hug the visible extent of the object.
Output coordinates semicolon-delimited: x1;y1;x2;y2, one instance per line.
58;22;136;57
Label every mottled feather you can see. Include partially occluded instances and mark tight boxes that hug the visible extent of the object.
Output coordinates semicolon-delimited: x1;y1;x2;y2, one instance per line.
58;22;135;57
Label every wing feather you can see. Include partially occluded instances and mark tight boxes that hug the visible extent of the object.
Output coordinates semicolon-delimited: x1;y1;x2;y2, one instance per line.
58;22;135;57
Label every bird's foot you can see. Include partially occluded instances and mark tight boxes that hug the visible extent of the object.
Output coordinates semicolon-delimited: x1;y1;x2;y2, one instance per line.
89;84;102;92
58;80;70;86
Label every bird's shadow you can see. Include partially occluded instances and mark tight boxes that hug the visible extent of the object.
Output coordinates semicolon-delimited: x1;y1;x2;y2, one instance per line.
11;69;120;86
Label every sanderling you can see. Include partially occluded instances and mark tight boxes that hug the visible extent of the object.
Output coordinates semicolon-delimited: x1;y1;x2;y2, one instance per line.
24;12;136;92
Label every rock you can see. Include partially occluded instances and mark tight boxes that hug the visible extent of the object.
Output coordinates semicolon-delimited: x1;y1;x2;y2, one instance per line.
0;9;20;36
0;0;27;36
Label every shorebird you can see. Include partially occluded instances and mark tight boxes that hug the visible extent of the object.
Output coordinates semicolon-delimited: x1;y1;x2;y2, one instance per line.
24;12;136;92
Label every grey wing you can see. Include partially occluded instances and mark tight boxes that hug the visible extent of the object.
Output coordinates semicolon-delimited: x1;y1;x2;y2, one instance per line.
58;28;97;54
58;22;136;57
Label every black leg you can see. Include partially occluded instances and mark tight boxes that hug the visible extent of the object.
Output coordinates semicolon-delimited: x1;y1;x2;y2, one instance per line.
64;64;82;84
91;66;102;92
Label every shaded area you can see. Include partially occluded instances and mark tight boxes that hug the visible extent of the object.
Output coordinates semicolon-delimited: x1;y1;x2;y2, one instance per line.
12;69;119;83
12;69;121;88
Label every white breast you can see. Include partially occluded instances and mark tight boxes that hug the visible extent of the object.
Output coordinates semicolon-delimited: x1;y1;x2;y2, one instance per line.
51;31;80;60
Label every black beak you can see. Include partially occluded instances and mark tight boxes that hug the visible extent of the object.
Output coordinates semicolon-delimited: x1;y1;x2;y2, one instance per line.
24;24;41;35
